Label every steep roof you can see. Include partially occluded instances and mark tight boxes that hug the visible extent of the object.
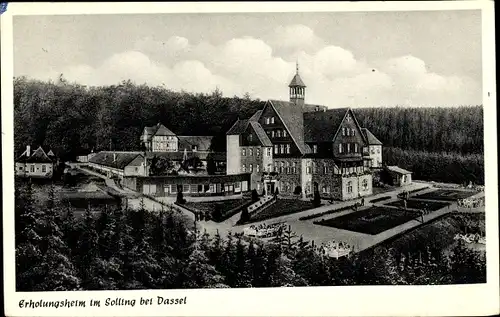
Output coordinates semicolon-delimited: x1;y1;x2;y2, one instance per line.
249;110;263;122
143;123;176;139
303;108;349;142
145;151;226;161
89;151;143;170
249;121;272;147
178;136;213;152
361;128;383;145
268;100;310;154
226;119;250;135
289;74;306;87
386;166;412;175
18;146;54;163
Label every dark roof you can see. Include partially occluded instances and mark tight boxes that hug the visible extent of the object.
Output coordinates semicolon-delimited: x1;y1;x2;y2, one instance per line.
303;108;349;142
178;136;213;152
89;151;143;169
226;119;250;135
289;74;306;87
145;151;226;161
268;100;310;154
361;128;383;145
143;123;176;139
386;166;412;174
249;121;273;147
249;110;263;122
303;104;327;112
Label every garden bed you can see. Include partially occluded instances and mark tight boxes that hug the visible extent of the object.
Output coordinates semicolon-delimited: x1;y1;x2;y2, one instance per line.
299;203;357;221
314;206;420;235
369;196;392;203
413;189;476;201
182;198;252;222
247;199;318;223
386;199;450;211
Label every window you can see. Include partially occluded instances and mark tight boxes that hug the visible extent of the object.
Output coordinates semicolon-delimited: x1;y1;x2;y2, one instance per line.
362;179;368;190
268;164;272;172
376;148;380;154
293;162;297;174
267;148;272;156
164;185;171;193
286;144;290;154
306;163;311;174
313;144;317;153
271;130;275;138
313;162;317;174
347;181;353;193
266;118;270;124
276;130;281;137
354;143;358;153
286;161;290;174
249;164;253;172
183;184;190;193
257;183;261;190
351;129;355;136
18;166;23;171
242;164;246;173
30;165;34;173
339;143;343;153
256;148;260;156
256;164;260;172
249;149;253;156
283;130;287;137
242;149;246;156
280;161;285;173
42;165;46;173
342;127;345;136
274;145;279;154
322;186;327;194
271;117;275;124
280;144;285;154
371;148;375;154
347;143;351;153
248;134;253;142
346;114;351;122
323;164;328;174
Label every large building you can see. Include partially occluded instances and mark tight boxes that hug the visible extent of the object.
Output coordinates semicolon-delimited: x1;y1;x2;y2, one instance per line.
226;65;383;201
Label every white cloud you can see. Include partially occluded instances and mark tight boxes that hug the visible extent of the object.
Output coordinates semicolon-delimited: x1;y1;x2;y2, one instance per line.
33;27;481;107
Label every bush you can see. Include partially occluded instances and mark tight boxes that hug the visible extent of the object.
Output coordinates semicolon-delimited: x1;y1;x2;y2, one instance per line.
293;186;302;195
251;189;259;202
176;191;186;204
212;204;222;222
239;207;250;223
313;190;321;207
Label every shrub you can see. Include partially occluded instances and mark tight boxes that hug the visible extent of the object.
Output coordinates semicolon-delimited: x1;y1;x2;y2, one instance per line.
313;190;321;207
293;186;302;195
251;189;259;202
212;204;222;222
176;191;186;204
239;207;250;223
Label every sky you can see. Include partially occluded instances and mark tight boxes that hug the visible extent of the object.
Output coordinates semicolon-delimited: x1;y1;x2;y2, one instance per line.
13;10;482;108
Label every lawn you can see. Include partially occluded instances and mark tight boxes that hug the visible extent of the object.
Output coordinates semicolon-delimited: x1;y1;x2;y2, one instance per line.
386;199;450;211
315;206;420;235
249;199;318;223
413;189;476;201
183;198;251;222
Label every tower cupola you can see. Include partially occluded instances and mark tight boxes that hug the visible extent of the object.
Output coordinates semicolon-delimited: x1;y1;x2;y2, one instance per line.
289;61;306;107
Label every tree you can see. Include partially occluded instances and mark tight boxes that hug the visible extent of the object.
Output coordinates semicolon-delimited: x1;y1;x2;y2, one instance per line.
251;189;259;202
239;207;250;223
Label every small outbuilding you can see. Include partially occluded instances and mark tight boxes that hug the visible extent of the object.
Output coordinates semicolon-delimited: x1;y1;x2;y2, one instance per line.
384;166;412;187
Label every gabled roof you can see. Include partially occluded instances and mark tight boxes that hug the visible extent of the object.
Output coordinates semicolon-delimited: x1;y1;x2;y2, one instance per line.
143;123;176;138
89;151;144;169
47;149;55;157
361;128;383;145
268;100;310;154
178;136;213;152
249;110;263;122
249;121;273;147
386;166;412;175
289;74;306;87
303;108;349;142
226;119;250;135
17;146;54;163
145;151;226;161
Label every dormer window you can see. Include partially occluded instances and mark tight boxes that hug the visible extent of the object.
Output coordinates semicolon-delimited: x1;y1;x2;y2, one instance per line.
265;118;270;125
283;130;287;137
271;130;275;138
339;143;343;153
276;130;281;137
271;117;275;124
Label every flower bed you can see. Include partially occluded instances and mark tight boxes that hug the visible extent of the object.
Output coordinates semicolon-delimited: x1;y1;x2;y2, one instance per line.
299;203;356;221
248;199;318;223
181;198;252;222
386;199;450;211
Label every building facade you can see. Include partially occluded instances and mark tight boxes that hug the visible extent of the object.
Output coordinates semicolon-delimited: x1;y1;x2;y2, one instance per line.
226;65;383;201
15;145;57;179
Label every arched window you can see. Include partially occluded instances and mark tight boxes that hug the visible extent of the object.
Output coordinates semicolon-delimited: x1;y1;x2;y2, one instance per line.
347;181;353;193
362;179;368;190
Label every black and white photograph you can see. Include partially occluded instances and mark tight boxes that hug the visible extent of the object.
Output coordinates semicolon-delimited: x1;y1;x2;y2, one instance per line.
2;2;498;317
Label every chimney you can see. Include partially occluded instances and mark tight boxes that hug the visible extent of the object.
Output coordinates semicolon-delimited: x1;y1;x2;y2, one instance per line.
26;145;31;157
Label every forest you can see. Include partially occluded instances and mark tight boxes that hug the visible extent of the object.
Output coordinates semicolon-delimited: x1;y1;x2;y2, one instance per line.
14;77;484;184
16;180;485;291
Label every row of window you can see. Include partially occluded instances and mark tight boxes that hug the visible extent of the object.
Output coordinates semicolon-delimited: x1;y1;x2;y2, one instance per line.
264;117;275;125
274;144;291;154
243;161;366;176
18;164;50;173
341;127;356;136
266;129;288;138
338;143;359;154
242;163;261;173
242;148;272;157
143;181;249;195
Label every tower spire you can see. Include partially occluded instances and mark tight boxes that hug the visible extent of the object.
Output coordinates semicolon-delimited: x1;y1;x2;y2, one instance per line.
296;59;299;74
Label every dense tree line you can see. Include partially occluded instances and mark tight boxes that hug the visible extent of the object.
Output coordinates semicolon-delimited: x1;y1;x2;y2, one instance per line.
383;147;484;185
356;106;484;155
14;77;264;161
16;181;485;291
15;78;483;161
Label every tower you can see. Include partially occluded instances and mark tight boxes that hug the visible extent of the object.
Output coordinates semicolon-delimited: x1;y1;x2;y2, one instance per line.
289;61;306;107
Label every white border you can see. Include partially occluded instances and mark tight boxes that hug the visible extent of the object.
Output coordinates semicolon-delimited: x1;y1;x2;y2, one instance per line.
2;2;498;317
